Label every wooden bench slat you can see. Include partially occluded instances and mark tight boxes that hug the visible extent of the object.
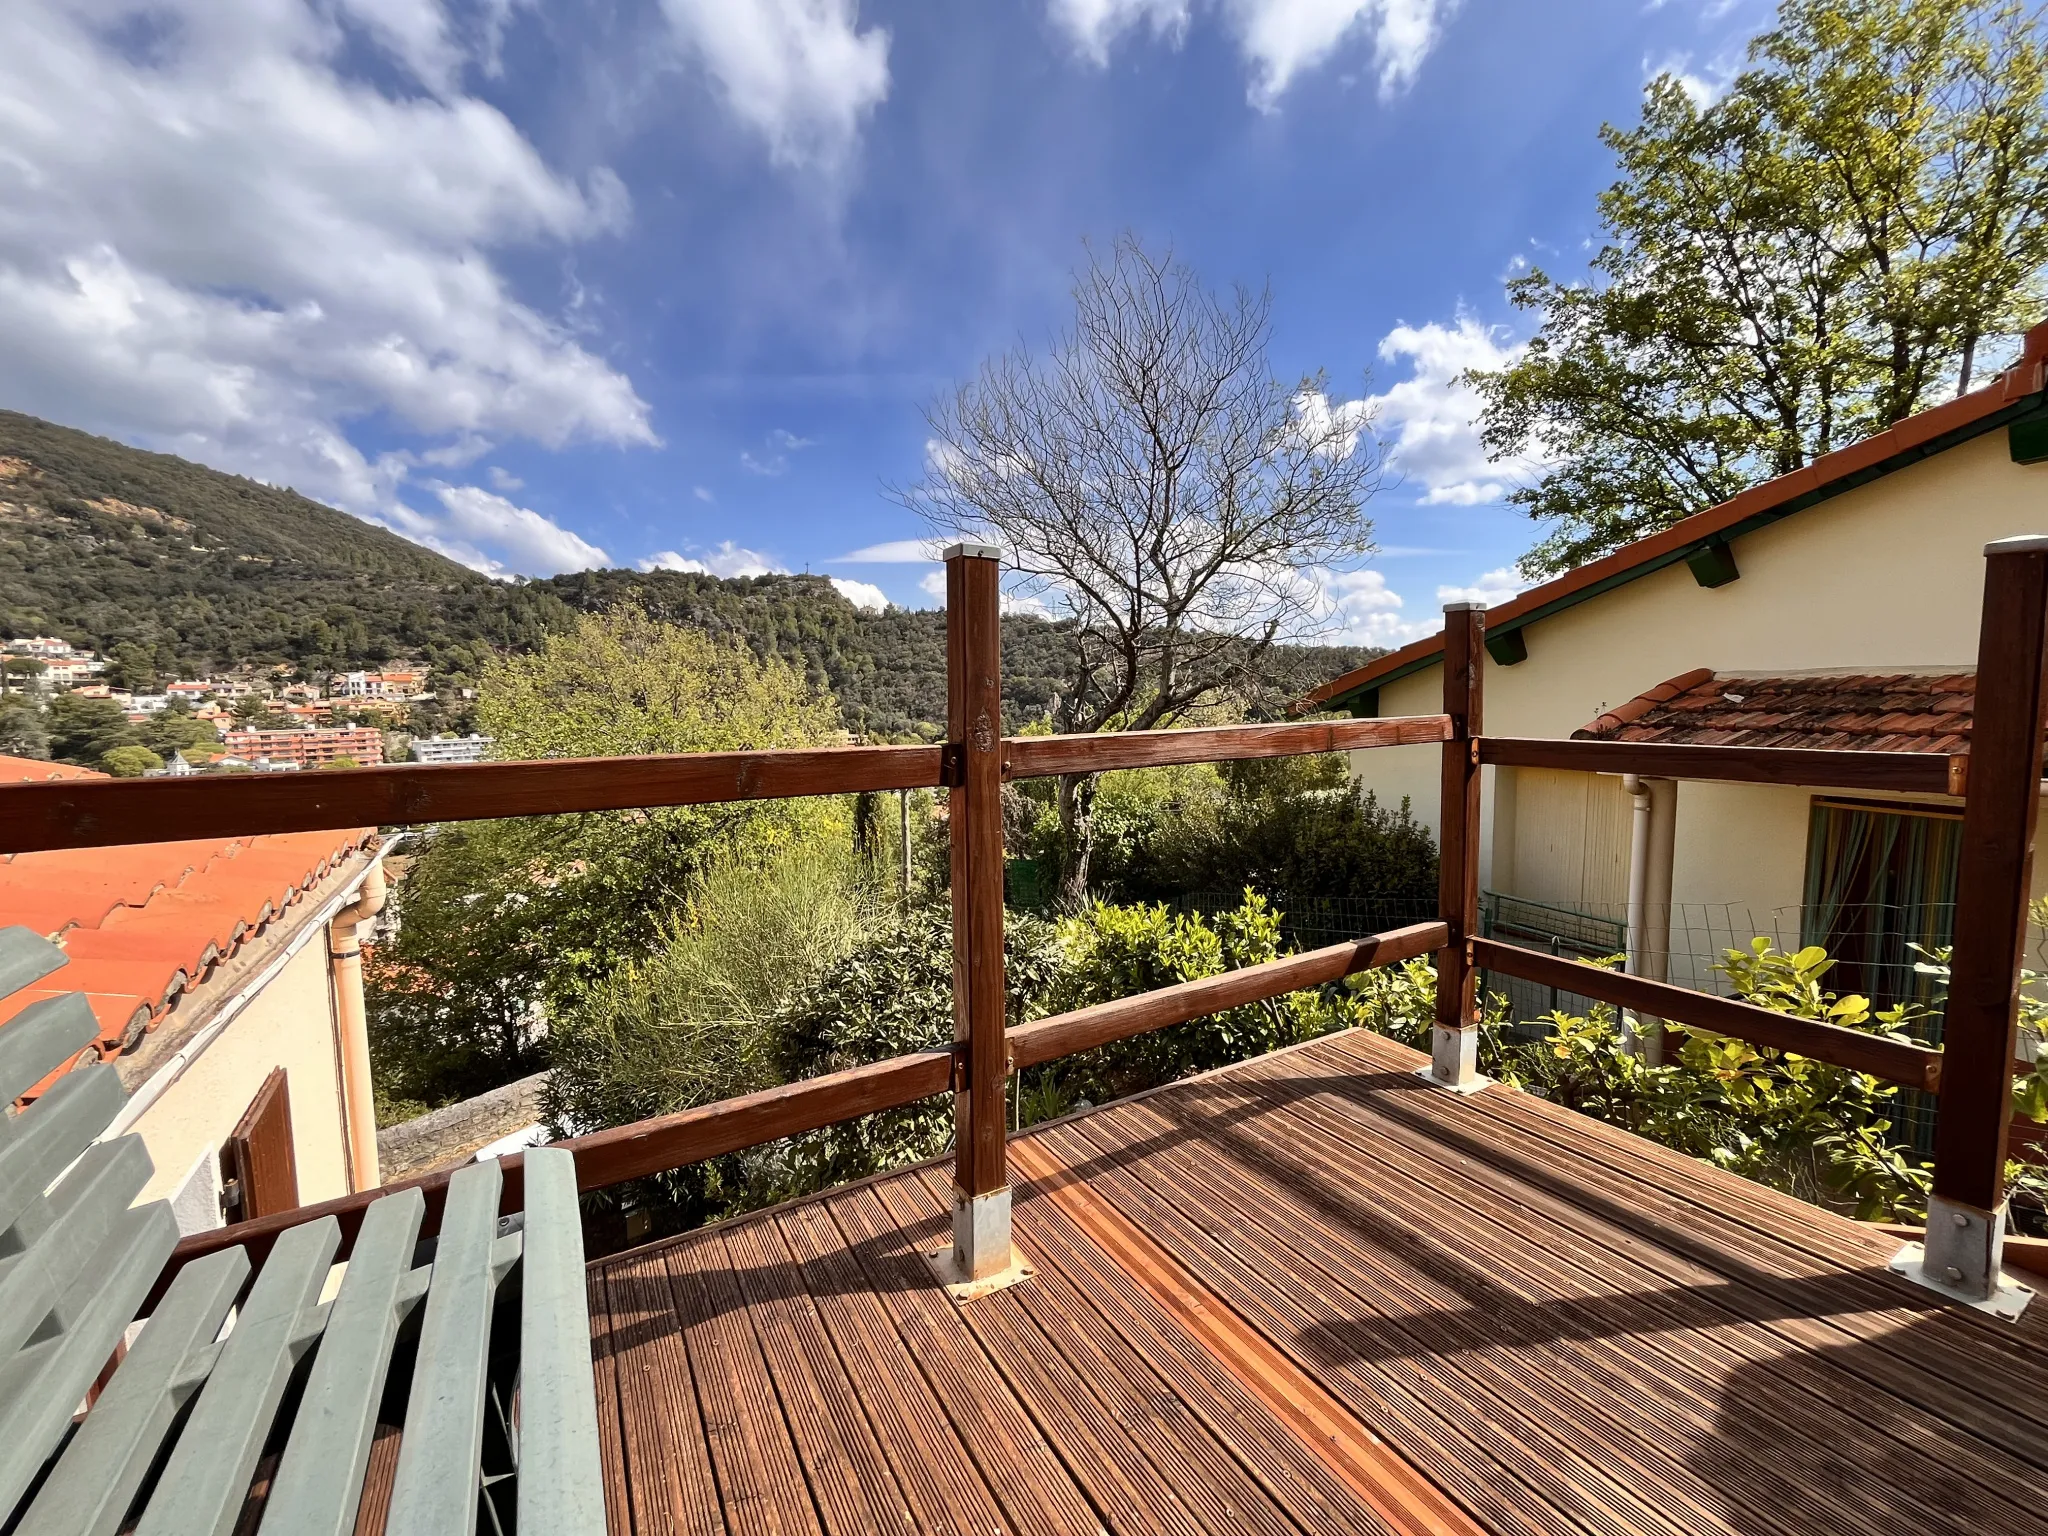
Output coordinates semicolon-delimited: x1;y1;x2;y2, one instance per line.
0;927;66;1005
0;1211;177;1510
0;1138;154;1362
17;1247;250;1536
0;1067;128;1238
135;1218;340;1536
515;1148;604;1536
258;1189;428;1536
383;1159;504;1536
0;994;99;1117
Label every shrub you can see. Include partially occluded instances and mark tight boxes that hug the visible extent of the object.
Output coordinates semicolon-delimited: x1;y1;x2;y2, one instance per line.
1044;890;1352;1105
98;744;163;777
771;905;1065;1198
540;842;880;1229
1349;937;2048;1229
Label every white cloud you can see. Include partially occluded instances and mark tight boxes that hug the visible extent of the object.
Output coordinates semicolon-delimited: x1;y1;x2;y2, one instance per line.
1437;566;1529;608
1303;566;1435;647
639;542;784;578
1290;387;1375;460
693;485;715;502
829;576;889;611
661;0;890;174
1048;0;1457;105
1368;314;1539;505
739;425;820;477
918;569;949;604
1048;0;1190;63
1648;50;1739;108
0;0;652;575
836;537;940;562
379;484;608;578
487;466;524;492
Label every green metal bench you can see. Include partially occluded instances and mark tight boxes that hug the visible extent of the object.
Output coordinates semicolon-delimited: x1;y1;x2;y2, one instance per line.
0;926;605;1535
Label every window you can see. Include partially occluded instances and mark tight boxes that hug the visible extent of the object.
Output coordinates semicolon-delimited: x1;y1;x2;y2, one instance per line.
220;1067;300;1223
1801;798;1961;1029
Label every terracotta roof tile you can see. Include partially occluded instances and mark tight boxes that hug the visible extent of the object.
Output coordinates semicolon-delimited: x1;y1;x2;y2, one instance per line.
0;760;373;1077
1573;671;1991;755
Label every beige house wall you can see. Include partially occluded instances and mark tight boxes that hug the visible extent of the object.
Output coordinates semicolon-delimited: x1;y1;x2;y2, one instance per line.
133;934;353;1211
1345;429;2048;950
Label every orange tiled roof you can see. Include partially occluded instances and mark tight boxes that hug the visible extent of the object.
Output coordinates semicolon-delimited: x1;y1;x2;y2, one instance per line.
0;757;372;1088
1573;670;1980;754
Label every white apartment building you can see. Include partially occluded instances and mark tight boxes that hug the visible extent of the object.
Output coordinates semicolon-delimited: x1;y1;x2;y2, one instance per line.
411;733;493;765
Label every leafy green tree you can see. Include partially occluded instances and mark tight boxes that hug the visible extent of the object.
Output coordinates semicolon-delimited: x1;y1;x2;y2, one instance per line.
1473;0;2048;575
0;657;46;695
0;700;49;759
366;608;845;1114
106;641;158;692
140;700;219;758
541;844;887;1228
99;744;163;777
47;693;138;765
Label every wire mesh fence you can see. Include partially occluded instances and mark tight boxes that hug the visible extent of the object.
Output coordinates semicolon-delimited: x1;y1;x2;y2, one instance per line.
1172;886;1988;1152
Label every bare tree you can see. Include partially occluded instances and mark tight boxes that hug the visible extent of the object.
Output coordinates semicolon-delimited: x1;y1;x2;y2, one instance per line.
899;236;1381;903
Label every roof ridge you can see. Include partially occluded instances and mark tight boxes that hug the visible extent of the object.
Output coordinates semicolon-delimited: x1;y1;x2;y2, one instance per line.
1303;344;2048;713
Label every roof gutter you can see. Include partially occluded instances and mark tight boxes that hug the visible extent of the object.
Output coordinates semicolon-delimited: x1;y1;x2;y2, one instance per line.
97;835;403;1144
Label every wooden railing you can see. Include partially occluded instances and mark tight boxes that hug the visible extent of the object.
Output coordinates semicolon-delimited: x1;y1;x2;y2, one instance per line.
10;541;2044;1308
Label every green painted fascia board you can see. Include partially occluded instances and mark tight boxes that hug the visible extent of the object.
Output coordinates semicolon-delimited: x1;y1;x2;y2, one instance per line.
1318;391;2045;713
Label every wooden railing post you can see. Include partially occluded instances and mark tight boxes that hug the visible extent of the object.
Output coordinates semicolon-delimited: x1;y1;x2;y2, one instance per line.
1431;602;1486;1090
1918;536;2048;1307
937;543;1023;1291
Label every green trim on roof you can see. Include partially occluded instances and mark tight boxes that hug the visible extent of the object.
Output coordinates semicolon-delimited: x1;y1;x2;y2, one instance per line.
1319;390;2046;712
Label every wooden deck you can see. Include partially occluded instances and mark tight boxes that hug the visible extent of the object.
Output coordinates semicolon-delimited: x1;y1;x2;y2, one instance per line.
585;1029;2048;1536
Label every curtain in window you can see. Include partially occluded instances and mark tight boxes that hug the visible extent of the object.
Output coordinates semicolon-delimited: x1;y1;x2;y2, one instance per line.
1802;801;1961;1030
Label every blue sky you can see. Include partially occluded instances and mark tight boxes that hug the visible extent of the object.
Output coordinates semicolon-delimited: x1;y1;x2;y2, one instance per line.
0;0;1768;646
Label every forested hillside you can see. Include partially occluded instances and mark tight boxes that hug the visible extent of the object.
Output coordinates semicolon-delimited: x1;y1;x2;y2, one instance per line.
0;413;1379;736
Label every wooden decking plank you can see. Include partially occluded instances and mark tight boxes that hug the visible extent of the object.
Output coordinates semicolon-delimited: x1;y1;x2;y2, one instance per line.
664;1228;827;1536
1033;1118;1630;1536
998;1146;1486;1536
719;1216;917;1536
1057;1105;1771;1536
1303;1034;2048;1444
596;1245;725;1535
865;1175;1197;1536
1117;1084;2040;1536
1219;1061;2048;1527
997;1162;1416;1536
1226;1056;2048;1523
773;1201;1010;1536
891;1167;1346;1536
823;1182;1105;1536
588;1267;637;1536
352;1425;402;1536
1328;1030;2048;1364
899;1165;1353;1536
1107;1090;1855;1536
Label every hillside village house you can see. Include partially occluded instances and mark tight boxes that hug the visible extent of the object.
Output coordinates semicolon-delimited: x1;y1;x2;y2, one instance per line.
1311;322;2048;1025
0;756;387;1234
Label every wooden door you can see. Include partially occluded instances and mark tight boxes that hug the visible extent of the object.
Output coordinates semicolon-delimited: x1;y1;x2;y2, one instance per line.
221;1068;299;1222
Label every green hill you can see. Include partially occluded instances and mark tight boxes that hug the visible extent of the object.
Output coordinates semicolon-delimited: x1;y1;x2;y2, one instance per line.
0;412;1380;738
